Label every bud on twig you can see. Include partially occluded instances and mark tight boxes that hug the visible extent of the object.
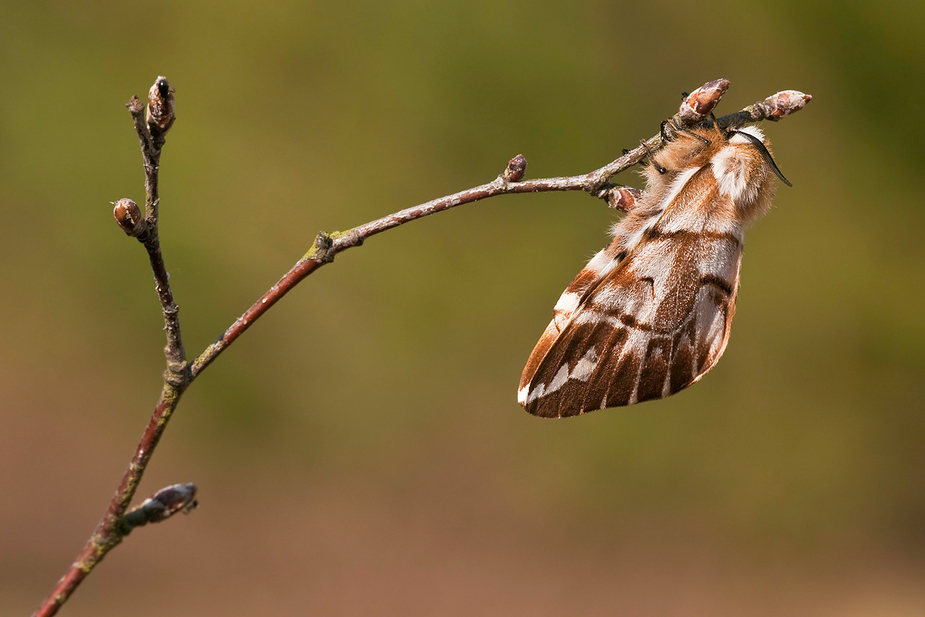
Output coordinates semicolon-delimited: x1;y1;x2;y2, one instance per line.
122;482;198;532
760;90;813;121
676;78;730;124
113;198;146;237
146;76;176;140
606;186;642;212
503;154;527;182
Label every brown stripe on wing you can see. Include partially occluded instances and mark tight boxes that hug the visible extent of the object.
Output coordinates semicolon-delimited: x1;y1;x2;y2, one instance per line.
600;340;643;409
669;318;699;394
636;336;673;402
643;228;742;245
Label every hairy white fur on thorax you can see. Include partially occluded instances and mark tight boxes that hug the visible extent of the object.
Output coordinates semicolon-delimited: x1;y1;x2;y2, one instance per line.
711;127;768;205
712;149;750;201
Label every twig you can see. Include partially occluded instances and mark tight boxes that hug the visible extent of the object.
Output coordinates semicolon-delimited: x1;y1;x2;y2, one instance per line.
126;79;188;379
33;78;810;617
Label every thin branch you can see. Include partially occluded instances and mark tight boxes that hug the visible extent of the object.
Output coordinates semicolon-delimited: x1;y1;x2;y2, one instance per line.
33;79;810;617
127;81;188;379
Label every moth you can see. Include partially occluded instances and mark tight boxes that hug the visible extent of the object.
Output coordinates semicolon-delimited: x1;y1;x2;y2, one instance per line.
518;121;789;418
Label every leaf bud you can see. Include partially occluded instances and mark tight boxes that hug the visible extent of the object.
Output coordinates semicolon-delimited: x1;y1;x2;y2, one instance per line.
503;154;527;182
113;198;146;237
146;76;176;139
677;78;729;124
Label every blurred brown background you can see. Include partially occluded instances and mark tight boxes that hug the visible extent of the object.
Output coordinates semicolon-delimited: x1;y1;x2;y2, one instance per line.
2;0;923;615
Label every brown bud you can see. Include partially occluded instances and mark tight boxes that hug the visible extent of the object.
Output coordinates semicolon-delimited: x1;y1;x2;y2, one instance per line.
113;198;146;237
763;90;812;121
606;186;641;212
146;76;176;138
677;78;730;124
503;154;527;182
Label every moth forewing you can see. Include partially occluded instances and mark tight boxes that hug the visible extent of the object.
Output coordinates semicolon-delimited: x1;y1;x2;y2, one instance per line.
519;124;779;418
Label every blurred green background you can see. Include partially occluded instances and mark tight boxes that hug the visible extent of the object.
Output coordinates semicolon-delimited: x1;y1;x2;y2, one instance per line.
2;0;923;615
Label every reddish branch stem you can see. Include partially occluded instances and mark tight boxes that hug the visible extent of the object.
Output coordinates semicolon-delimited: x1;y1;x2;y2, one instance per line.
33;387;185;617
34;80;810;617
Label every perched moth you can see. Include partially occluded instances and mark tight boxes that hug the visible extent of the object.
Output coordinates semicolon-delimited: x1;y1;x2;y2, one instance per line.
518;121;789;418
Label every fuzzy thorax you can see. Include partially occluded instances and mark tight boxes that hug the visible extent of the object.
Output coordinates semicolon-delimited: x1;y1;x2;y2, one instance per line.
638;124;777;228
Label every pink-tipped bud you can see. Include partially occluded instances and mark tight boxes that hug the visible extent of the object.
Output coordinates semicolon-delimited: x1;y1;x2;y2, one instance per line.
113;198;145;237
763;90;812;120
677;78;730;124
503;154;528;182
606;186;641;212
146;76;176;138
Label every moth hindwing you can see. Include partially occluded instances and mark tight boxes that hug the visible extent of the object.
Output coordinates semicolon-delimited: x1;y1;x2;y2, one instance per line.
518;123;782;418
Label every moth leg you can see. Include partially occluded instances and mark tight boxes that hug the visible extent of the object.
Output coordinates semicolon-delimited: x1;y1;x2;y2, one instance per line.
660;119;674;141
662;119;710;144
675;123;711;144
640;140;666;174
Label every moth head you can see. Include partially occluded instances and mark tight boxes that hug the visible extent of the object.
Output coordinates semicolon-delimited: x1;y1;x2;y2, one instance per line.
711;125;788;224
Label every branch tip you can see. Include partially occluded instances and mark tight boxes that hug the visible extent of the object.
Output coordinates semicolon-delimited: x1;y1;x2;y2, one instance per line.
126;95;144;115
